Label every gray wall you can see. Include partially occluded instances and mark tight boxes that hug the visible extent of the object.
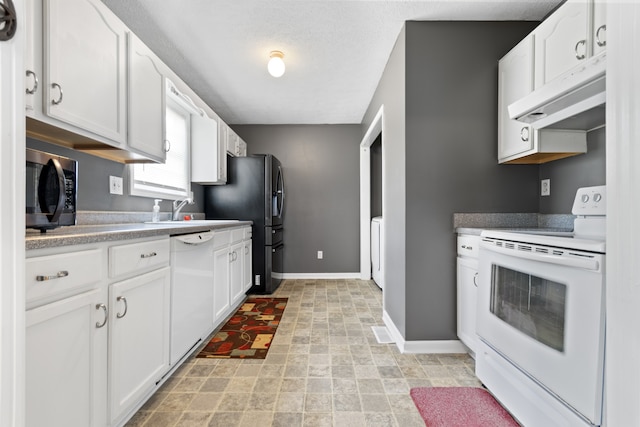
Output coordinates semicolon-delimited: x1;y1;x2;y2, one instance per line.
362;25;408;335
363;21;540;341
26;138;205;216
231;124;362;274
540;127;606;213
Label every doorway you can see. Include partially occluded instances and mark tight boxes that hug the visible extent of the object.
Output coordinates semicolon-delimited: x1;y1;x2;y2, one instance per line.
359;105;384;282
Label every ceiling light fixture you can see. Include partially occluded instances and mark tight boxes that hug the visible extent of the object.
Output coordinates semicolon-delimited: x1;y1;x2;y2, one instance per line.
267;50;285;78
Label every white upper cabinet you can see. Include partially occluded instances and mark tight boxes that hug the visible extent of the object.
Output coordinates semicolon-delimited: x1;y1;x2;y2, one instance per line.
127;32;166;163
43;0;127;145
592;0;607;57
191;112;227;185
534;0;606;89
499;35;535;161
24;0;41;114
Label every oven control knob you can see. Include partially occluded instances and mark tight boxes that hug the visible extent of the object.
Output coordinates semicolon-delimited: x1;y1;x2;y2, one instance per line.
581;194;590;203
594;193;602;202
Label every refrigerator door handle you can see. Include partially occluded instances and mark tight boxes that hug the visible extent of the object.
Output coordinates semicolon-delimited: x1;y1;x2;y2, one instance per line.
276;165;285;219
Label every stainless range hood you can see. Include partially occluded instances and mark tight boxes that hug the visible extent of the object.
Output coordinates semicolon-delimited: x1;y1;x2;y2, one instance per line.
508;53;606;131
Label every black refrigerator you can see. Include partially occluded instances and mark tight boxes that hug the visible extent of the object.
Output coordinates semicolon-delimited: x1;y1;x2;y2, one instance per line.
204;154;285;294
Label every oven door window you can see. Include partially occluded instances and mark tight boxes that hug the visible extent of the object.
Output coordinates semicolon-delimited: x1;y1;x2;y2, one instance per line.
490;265;566;352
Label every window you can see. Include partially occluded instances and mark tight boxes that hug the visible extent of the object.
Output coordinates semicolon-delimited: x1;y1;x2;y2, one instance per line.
129;80;196;200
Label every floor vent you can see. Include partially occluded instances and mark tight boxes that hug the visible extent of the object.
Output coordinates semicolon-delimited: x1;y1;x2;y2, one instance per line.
371;326;394;344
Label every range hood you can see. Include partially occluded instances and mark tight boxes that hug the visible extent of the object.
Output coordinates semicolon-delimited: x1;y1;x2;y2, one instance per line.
508;53;606;131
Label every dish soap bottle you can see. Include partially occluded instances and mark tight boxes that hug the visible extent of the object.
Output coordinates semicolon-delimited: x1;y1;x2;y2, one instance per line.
152;199;162;222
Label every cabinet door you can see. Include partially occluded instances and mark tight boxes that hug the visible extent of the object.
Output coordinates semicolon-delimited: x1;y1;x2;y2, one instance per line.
243;239;252;292
25;0;41;115
229;241;244;306
109;267;170;424
593;0;607;56
127;32;166;162
26;288;107;427
218;121;228;180
498;35;535;162
213;245;231;323
456;258;479;355
534;0;591;88
191;113;227;184
44;0;127;144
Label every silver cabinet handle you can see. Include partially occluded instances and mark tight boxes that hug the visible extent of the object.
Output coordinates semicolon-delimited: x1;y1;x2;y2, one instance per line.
26;70;38;95
229;252;234;262
595;25;606;47
473;273;478;287
140;252;157;259
116;296;128;319
520;126;530;142
51;82;63;105
95;304;108;328
36;270;69;281
461;245;473;251
245;246;249;255
574;39;586;60
164;139;171;153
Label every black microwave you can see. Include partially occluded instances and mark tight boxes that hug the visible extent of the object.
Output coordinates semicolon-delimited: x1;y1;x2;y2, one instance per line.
26;148;78;232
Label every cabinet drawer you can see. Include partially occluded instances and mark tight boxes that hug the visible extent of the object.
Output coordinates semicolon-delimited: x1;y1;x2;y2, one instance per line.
26;248;103;306
109;237;170;279
212;230;230;249
230;227;244;244
457;235;481;258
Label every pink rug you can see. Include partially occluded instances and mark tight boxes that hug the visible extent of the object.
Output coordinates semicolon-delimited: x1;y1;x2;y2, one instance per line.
410;387;519;427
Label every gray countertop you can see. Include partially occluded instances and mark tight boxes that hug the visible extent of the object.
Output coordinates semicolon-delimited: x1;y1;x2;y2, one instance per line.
26;221;252;251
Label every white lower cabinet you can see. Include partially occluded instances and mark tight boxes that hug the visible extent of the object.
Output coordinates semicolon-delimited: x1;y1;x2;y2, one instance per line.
243;234;253;293
456;234;480;356
26;287;108;427
25;228;252;426
25;244;107;427
108;266;171;425
212;226;252;324
229;240;244;305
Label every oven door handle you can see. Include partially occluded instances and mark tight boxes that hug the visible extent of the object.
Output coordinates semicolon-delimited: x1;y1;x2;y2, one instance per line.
482;243;600;271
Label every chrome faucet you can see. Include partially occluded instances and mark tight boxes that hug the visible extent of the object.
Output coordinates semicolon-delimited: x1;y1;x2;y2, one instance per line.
172;198;194;221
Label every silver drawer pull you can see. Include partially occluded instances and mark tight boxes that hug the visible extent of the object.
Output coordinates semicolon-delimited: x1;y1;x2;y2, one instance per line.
116;296;128;319
95;304;108;328
461;245;473;250
36;270;69;281
140;252;157;259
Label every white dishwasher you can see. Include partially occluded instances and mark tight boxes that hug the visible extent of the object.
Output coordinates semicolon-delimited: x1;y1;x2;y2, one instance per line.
170;231;215;365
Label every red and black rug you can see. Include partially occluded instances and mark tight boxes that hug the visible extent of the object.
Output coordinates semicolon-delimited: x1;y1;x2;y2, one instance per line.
196;297;288;359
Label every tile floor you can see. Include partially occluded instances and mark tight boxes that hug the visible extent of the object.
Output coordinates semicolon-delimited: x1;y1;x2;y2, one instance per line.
125;279;481;427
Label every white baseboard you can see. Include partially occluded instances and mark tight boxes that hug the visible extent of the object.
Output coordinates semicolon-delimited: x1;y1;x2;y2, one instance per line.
382;310;468;354
279;273;362;280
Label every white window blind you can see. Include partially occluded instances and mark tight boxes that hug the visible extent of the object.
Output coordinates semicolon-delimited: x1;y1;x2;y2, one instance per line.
130;81;195;199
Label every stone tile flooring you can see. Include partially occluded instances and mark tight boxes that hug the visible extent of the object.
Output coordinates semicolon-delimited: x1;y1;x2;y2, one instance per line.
126;279;480;427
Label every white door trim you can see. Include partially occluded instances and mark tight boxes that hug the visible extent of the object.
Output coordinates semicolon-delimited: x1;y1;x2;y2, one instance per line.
359;105;384;280
0;2;26;425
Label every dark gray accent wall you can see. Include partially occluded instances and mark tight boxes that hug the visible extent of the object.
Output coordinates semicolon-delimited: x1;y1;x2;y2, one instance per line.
231;124;361;274
363;21;540;342
539;127;606;214
26;138;205;215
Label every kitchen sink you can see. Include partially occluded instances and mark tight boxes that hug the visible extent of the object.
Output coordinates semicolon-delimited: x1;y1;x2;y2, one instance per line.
146;220;241;226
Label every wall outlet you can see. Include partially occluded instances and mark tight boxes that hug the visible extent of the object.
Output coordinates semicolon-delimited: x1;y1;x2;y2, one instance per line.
110;175;123;195
317;251;323;260
541;179;550;196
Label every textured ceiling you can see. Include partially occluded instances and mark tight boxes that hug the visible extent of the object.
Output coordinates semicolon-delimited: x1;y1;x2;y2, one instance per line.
101;1;562;125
